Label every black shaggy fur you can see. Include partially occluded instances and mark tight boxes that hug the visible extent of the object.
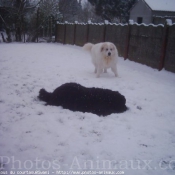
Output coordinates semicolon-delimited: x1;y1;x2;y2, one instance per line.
38;83;127;116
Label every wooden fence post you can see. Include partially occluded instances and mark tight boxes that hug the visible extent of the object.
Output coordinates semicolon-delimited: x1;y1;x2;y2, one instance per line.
63;21;67;44
159;19;170;71
50;16;52;41
124;20;132;60
55;23;58;42
36;7;39;43
73;21;78;45
103;20;108;42
86;20;91;43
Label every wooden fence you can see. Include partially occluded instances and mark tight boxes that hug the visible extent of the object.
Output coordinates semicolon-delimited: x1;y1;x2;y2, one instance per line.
55;22;175;73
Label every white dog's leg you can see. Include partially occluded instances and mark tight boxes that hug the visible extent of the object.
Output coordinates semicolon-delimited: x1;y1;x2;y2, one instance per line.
104;68;107;73
94;67;97;73
96;68;103;78
111;66;118;77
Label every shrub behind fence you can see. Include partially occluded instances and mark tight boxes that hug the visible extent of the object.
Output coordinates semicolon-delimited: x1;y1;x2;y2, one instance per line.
55;22;175;73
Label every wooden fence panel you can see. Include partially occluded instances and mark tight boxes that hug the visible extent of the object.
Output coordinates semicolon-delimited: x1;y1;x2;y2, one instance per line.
56;24;65;43
105;24;129;57
164;25;175;73
128;24;164;69
65;24;75;45
75;24;88;46
88;24;105;44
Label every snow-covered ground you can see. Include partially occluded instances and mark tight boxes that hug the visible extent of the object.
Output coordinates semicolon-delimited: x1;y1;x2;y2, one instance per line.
0;43;175;175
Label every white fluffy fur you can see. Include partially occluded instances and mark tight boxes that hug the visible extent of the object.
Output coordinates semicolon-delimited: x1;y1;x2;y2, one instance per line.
83;42;118;78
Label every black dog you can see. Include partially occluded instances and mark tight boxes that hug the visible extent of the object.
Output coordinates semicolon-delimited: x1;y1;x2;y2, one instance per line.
38;83;127;116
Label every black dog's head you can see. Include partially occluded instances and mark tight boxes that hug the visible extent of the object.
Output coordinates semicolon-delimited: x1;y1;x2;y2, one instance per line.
38;89;51;103
112;92;127;113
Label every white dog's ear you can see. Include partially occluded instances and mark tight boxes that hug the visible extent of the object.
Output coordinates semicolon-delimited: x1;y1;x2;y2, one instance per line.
110;43;115;50
101;43;106;52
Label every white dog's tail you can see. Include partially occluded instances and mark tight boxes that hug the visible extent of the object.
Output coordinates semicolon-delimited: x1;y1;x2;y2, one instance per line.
83;43;94;52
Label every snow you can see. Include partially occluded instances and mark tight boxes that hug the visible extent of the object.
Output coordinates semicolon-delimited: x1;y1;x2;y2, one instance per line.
144;0;175;12
129;20;134;25
79;0;88;8
129;22;164;27
166;19;173;26
0;43;175;175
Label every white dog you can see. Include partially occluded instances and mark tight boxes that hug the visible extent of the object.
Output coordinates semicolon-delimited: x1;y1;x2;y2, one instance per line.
83;42;118;78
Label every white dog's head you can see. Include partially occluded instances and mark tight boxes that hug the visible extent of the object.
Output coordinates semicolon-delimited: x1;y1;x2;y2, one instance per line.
100;42;117;57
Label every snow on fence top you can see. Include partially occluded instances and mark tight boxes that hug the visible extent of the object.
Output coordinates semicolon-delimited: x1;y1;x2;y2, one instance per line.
130;23;164;27
57;21;128;26
57;21;166;27
57;18;175;27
